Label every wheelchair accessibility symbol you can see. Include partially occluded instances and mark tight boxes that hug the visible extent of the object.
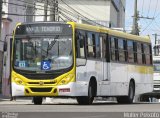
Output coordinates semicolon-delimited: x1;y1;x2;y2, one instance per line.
41;61;51;70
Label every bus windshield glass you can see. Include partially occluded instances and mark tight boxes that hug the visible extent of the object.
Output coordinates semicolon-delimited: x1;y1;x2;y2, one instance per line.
13;24;73;72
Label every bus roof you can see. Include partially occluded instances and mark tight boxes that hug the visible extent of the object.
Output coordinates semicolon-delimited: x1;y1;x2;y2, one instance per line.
16;22;150;43
72;22;150;43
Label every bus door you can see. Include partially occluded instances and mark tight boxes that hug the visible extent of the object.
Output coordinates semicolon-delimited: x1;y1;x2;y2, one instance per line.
99;34;110;96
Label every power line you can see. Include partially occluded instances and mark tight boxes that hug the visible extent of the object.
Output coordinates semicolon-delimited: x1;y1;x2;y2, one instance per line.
2;12;55;16
60;0;106;27
66;0;102;21
140;20;154;33
5;0;87;24
3;0;78;22
3;1;50;12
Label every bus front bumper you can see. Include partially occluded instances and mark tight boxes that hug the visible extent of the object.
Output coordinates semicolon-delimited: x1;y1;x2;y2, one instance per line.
12;82;88;97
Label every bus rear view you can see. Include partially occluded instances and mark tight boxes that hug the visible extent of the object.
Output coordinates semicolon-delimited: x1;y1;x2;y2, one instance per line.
11;22;75;104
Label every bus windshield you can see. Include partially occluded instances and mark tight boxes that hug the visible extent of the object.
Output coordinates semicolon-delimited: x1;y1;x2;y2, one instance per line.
13;24;73;72
14;36;72;72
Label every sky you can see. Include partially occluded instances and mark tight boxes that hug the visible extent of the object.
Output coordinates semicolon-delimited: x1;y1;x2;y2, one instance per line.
125;0;160;45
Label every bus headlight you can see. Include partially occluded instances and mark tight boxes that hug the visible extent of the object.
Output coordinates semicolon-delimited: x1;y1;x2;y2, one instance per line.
59;74;74;85
15;78;24;85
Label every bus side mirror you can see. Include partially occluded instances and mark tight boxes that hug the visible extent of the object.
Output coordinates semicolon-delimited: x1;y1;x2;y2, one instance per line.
3;42;7;52
76;58;86;67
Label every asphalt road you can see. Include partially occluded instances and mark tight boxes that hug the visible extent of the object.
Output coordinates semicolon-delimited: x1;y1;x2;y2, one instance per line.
1;98;160;118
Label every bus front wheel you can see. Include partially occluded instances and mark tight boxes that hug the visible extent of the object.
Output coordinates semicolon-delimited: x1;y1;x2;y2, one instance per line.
76;82;94;105
33;97;43;105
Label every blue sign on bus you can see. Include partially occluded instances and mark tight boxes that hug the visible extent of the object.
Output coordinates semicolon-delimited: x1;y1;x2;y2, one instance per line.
41;61;51;70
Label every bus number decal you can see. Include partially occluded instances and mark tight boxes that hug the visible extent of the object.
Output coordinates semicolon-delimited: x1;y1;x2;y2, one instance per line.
18;61;28;68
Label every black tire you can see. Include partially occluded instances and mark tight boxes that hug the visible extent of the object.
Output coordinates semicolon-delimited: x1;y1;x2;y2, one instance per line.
117;81;135;104
33;97;43;105
77;82;94;105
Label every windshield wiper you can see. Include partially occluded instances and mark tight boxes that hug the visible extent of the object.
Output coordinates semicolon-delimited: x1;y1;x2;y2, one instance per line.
47;35;59;51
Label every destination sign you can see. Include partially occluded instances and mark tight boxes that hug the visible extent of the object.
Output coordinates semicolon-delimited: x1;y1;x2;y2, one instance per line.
15;23;72;35
25;25;62;34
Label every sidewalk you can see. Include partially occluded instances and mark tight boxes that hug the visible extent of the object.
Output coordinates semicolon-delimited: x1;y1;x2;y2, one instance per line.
0;95;116;105
0;95;77;105
0;94;32;104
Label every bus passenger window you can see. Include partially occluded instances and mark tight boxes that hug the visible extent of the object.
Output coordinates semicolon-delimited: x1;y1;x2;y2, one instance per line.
127;40;134;63
137;42;143;64
95;33;101;59
142;44;146;64
110;37;116;61
144;44;151;65
118;39;125;62
100;35;106;60
133;42;137;63
87;32;96;58
76;30;85;58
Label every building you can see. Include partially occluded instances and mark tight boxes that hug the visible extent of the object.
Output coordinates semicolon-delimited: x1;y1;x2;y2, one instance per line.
1;0;26;96
1;0;126;97
58;0;126;28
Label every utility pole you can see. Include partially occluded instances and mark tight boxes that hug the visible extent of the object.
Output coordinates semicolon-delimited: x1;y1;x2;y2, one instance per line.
153;34;158;45
131;0;139;35
0;0;3;93
44;0;48;21
153;34;160;56
50;0;58;22
131;0;154;35
53;0;56;21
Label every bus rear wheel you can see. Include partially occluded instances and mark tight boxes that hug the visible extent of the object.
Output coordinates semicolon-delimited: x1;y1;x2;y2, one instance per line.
76;83;94;105
117;81;135;104
33;97;43;105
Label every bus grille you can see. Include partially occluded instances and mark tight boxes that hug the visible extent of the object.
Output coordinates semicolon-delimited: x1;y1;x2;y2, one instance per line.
28;82;56;85
30;88;52;92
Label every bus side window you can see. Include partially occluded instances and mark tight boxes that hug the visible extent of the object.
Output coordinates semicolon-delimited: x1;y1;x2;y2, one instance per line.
142;44;146;64
100;34;106;60
127;40;134;63
137;42;143;64
133;42;137;63
110;37;116;61
149;45;153;65
95;33;101;59
87;32;96;58
144;44;151;65
76;30;85;58
118;38;125;62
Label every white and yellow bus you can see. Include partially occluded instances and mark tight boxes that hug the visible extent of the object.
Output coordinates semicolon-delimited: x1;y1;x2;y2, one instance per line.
11;22;153;105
